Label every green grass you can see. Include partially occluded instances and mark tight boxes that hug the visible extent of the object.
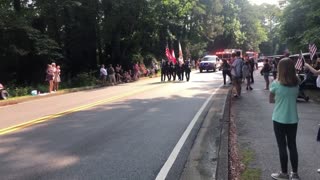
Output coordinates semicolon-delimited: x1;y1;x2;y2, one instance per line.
240;149;261;180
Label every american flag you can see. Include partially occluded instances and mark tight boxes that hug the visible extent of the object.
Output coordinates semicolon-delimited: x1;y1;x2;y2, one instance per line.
309;43;317;60
295;51;304;71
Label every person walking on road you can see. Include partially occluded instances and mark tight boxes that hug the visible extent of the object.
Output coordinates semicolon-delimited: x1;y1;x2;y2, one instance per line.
269;58;300;180
221;59;232;85
231;51;243;97
184;59;191;82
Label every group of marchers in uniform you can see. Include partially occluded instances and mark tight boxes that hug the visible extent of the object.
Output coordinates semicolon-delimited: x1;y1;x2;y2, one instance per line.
160;60;192;82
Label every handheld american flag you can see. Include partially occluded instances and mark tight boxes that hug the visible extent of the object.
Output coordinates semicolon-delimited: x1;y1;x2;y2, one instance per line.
309;43;317;60
295;51;304;71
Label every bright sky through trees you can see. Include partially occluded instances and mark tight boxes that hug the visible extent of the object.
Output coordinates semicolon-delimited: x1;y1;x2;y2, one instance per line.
249;0;279;5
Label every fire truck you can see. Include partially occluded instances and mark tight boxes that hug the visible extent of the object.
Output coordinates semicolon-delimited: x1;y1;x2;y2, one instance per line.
245;51;258;59
215;49;243;60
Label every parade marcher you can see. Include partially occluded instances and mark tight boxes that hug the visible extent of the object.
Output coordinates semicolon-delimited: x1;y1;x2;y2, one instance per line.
231;52;243;97
261;59;271;90
176;61;181;81
269;58;300;180
169;61;177;81
242;58;253;90
161;59;168;82
184;59;191;82
221;59;232;85
180;61;185;81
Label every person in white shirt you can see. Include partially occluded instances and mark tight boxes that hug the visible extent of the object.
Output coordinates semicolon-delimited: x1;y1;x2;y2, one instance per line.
100;64;108;84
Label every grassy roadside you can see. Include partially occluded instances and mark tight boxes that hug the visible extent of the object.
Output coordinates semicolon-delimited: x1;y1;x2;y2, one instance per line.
240;149;261;180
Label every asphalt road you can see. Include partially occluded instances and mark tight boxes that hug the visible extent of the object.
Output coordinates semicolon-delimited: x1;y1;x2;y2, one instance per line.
0;70;227;180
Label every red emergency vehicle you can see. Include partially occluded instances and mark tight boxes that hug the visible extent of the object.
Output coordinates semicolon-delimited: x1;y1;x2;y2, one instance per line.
216;49;243;60
245;51;258;59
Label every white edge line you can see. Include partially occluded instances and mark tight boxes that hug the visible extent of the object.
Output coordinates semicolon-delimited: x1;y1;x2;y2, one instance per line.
155;84;223;180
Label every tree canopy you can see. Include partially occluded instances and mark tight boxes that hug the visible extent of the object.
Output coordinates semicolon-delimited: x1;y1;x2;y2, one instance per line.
1;0;317;86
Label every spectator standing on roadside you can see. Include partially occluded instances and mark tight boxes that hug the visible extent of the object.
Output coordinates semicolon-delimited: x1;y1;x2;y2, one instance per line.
45;64;54;93
231;51;243;97
100;64;108;84
54;65;61;91
261;59;271;90
249;57;255;83
108;64;116;85
269;58;300;180
304;62;320;174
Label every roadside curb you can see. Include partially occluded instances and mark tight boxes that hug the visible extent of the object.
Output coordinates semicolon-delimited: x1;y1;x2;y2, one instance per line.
0;85;103;107
216;88;231;180
0;76;156;107
180;86;231;180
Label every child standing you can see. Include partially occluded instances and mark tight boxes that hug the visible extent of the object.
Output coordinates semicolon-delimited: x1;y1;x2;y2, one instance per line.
269;58;300;180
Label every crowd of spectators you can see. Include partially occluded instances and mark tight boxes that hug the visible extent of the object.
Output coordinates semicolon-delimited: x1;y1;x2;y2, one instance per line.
99;61;159;85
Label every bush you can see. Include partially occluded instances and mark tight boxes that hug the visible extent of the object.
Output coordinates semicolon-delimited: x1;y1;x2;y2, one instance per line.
7;86;32;97
70;72;98;87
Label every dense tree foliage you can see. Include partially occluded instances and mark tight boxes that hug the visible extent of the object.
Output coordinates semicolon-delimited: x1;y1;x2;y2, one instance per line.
5;0;315;86
280;0;320;53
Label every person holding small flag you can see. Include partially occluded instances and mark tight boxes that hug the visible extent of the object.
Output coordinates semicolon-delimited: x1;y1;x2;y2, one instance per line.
269;58;301;180
304;61;320;174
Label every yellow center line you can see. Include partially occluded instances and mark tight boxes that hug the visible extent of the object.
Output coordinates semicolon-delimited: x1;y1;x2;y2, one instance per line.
0;84;162;136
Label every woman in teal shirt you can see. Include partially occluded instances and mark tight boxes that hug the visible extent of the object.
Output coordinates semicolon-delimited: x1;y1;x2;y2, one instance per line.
269;58;300;180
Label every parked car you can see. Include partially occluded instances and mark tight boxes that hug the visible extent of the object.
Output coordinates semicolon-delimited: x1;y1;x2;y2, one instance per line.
199;55;219;73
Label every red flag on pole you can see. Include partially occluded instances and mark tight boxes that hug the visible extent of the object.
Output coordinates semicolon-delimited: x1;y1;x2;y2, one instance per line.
171;49;176;64
165;45;173;62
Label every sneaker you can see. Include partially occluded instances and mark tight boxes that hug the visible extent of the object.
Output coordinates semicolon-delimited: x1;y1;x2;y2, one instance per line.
233;94;238;98
249;87;253;90
317;169;320;173
290;172;300;180
271;172;289;180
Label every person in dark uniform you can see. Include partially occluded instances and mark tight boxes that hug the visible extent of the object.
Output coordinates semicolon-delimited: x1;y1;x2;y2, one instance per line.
161;60;168;82
166;61;171;81
180;61;185;81
176;61;181;81
169;61;177;81
184;60;191;81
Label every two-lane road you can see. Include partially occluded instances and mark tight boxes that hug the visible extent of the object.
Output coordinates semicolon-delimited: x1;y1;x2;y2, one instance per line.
0;71;228;180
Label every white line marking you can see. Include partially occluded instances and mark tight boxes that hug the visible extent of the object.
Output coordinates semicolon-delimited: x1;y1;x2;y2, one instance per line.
155;84;223;180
